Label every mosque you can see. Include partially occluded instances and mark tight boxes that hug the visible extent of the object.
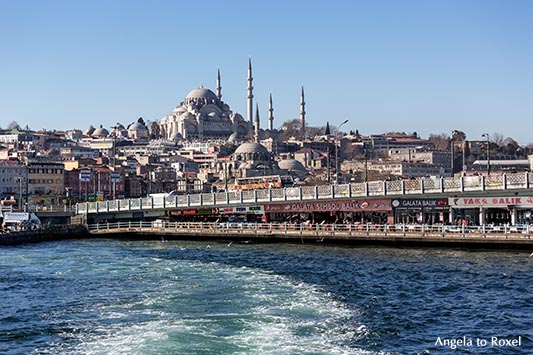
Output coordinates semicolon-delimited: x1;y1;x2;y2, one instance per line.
159;59;307;143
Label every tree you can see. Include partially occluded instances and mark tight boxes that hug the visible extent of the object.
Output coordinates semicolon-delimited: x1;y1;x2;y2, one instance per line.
451;130;466;141
149;121;161;139
428;133;450;150
7;121;21;130
279;119;301;140
491;132;504;147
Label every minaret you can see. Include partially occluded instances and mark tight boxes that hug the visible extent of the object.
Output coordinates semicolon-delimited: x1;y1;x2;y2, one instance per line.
216;68;222;100
300;86;306;140
247;58;254;123
254;103;260;143
268;93;274;131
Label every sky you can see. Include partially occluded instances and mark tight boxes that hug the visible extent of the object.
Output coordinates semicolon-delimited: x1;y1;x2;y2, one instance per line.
1;0;532;144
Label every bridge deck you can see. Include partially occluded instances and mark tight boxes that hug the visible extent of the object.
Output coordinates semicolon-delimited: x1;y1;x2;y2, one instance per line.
87;222;533;248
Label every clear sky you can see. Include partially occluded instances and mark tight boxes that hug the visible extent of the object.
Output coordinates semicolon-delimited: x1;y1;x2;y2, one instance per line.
1;0;532;144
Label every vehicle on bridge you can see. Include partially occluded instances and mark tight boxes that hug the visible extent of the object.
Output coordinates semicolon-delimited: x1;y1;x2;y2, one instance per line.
232;175;293;191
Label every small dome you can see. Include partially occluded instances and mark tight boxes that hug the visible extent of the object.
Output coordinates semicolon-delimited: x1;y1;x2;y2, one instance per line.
234;142;269;155
173;106;188;113
129;121;146;130
278;159;307;172
92;125;109;137
185;87;217;100
113;123;125;130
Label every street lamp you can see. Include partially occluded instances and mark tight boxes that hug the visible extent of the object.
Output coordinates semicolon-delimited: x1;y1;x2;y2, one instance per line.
334;119;349;184
481;133;490;175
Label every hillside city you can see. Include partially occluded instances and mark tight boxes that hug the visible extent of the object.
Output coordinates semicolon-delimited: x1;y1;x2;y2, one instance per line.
1;82;533;212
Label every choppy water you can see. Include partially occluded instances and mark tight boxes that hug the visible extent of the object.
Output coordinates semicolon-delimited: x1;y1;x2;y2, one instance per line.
0;239;531;354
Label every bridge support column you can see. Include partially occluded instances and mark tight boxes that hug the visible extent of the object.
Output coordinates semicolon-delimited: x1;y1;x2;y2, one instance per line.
502;174;507;190
510;208;517;225
479;207;485;225
449;207;454;224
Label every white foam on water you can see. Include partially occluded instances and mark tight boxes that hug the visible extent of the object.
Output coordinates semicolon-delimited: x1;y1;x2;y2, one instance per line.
37;258;392;355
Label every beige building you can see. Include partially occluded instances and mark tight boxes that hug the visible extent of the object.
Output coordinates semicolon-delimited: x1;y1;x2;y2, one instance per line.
26;159;65;204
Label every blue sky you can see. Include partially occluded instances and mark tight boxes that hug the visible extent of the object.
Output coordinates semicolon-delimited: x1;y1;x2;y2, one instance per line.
1;0;532;144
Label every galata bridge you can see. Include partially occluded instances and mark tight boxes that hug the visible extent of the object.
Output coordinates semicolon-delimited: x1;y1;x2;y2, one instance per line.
73;173;533;248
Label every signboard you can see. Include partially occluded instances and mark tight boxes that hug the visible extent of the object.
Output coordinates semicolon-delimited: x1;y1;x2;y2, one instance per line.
110;172;121;183
449;196;533;208
79;170;91;182
265;199;391;213
392;198;448;208
220;206;264;214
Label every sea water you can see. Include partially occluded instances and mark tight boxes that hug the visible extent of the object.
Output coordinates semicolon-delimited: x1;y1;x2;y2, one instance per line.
0;239;531;354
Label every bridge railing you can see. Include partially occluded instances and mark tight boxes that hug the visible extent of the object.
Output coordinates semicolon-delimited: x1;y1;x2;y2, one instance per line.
87;220;533;238
76;172;533;215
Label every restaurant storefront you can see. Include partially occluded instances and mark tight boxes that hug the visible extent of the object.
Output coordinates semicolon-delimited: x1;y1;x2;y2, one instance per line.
168;205;265;222
392;198;449;224
264;199;392;224
449;196;533;225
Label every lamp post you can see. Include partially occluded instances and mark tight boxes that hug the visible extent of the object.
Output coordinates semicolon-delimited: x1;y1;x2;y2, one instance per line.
482;133;490;175
334;119;349;184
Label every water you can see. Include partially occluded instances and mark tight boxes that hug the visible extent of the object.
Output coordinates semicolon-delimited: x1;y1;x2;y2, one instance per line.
1;240;531;355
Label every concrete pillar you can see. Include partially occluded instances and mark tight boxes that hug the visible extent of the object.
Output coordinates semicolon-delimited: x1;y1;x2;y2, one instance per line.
449;207;454;224
511;208;517;225
479;207;485;225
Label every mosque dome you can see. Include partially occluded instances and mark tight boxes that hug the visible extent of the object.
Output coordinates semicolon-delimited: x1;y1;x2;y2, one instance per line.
234;142;269;155
92;125;109;137
185;87;217;100
278;159;307;173
129;121;146;130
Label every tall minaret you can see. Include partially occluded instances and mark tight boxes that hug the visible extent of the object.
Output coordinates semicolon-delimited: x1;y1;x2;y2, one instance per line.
300;86;306;140
216;68;222;100
247;58;254;123
268;93;274;131
254;103;260;143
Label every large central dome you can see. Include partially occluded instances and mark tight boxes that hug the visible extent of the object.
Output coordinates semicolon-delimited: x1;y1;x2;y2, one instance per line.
185;87;217;100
